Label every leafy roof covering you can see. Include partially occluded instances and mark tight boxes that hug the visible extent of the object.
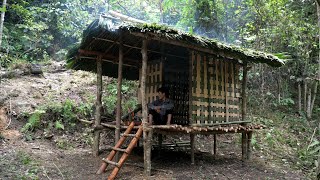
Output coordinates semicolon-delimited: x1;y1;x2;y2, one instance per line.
118;23;284;67
67;16;284;78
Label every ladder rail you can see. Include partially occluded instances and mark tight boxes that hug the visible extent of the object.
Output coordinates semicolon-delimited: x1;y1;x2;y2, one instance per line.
108;126;143;180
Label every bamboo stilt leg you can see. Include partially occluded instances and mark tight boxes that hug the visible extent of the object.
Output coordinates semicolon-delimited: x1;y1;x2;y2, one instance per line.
247;131;252;160
241;132;247;161
214;134;217;159
190;133;195;164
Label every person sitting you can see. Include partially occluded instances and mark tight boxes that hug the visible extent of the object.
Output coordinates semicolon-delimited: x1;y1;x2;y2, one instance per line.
148;87;174;125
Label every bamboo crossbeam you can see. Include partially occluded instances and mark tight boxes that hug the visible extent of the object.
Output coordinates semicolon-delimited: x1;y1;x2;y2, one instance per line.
92;37;188;59
79;56;137;67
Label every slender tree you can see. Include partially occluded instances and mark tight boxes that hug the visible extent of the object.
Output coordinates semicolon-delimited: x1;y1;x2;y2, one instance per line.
0;0;7;49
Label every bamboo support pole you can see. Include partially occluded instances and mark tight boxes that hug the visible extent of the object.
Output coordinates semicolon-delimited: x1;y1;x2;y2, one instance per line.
241;133;247;161
190;133;195;164
115;34;123;162
214;134;217;158
141;39;152;177
93;55;103;157
189;51;194;124
96;122;135;174
242;64;248;122
247;131;252;160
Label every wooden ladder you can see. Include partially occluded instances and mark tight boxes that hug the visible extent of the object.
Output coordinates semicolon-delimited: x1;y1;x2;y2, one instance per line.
96;121;143;180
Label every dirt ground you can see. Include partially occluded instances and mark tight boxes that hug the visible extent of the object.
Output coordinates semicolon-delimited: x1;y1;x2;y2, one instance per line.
0;119;306;180
0;62;307;180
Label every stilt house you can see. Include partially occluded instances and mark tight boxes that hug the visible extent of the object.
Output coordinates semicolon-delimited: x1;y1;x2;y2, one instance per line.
67;12;284;179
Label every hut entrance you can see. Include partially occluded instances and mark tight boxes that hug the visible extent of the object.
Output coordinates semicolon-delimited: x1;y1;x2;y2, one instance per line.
139;44;191;125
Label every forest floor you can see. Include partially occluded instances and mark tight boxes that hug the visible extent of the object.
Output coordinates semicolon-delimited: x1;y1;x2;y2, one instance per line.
0;61;308;179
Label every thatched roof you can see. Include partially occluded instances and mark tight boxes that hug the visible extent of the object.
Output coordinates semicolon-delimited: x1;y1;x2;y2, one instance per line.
67;14;284;80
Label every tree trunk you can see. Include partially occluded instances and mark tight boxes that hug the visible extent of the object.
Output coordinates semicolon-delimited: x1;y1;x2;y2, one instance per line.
93;56;103;156
307;88;312;118
115;35;123;161
278;76;281;103
298;82;302;112
304;80;307;112
315;1;320;176
310;82;318;116
0;0;7;84
0;0;7;48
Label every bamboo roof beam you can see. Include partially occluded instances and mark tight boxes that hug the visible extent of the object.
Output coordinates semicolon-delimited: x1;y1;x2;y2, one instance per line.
130;32;251;64
78;49;140;67
78;56;137;67
93;37;188;59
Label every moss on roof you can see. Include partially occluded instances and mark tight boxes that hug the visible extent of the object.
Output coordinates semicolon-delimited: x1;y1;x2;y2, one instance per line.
67;17;284;78
119;23;284;67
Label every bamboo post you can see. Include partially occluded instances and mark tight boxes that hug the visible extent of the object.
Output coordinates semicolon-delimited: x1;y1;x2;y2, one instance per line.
141;39;151;177
115;34;123;161
241;132;247;161
189;51;193;124
213;134;217;159
241;63;248;122
190;133;195;164
246;131;253;160
93;55;103;157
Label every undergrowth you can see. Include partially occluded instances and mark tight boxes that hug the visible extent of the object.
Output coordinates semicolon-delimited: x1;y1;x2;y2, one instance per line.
251;108;319;178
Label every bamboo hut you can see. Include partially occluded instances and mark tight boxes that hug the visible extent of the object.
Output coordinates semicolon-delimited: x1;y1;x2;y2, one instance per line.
67;12;284;179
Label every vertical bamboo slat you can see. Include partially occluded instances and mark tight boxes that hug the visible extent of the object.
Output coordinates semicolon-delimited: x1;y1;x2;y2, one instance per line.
189;51;194;124
225;62;229;122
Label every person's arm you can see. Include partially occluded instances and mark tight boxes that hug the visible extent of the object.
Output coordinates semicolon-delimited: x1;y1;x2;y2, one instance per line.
148;100;156;110
160;100;174;110
148;100;161;113
166;114;172;125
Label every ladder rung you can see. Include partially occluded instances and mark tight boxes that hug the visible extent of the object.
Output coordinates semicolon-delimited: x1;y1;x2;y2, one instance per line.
121;133;137;137
111;147;127;153
102;158;120;167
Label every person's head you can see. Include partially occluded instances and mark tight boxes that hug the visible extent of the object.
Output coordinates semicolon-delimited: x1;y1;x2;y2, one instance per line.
157;87;169;100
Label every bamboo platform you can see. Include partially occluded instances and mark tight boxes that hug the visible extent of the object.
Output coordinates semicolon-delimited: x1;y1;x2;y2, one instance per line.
97;121;265;135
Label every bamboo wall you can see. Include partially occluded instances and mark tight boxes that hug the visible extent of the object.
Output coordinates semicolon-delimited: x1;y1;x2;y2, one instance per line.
146;62;163;103
139;50;243;126
191;51;241;125
163;61;189;125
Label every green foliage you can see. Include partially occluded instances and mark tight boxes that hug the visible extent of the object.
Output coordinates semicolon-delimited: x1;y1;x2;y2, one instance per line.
55;120;64;130
21;110;45;132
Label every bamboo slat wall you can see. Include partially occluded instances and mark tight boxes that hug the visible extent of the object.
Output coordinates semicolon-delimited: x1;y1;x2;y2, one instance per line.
191;51;241;125
163;63;189;125
139;51;243;126
139;62;163;104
